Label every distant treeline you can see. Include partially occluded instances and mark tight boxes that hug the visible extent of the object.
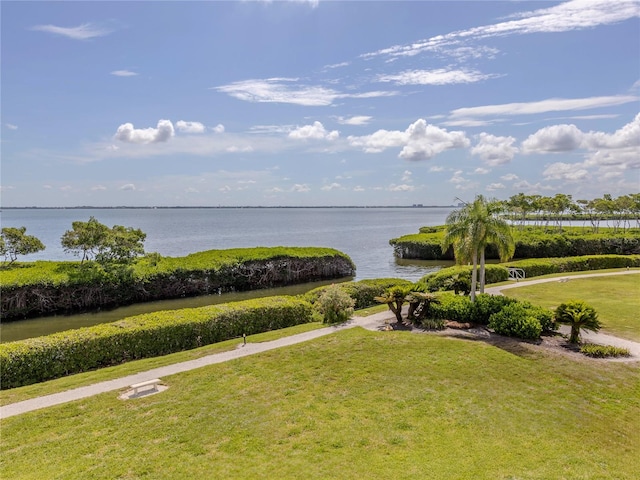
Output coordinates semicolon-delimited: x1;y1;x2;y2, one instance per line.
497;193;640;232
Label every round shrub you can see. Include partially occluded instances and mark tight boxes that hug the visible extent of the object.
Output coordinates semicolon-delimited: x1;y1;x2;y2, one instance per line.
315;284;355;324
488;303;543;340
470;294;518;325
430;293;473;322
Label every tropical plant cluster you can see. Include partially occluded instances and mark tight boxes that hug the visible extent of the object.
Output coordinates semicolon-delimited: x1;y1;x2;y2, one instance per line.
0;246;355;320
0;296;314;389
304;278;412;310
370;287;557;340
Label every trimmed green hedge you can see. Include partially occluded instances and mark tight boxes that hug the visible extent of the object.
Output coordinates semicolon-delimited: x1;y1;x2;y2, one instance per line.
417;265;509;293
0;296;313;389
390;226;640;260
304;278;413;310
506;255;640;277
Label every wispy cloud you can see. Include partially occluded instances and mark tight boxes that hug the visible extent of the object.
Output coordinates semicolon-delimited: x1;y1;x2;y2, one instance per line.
111;70;138;77
363;0;639;59
214;78;397;106
449;95;638;123
4;123;18;130
336;115;372;126
378;68;498;86
30;22;113;40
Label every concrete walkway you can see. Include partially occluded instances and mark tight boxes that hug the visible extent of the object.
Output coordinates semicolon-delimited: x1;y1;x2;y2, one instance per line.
2;270;639;419
0;311;394;419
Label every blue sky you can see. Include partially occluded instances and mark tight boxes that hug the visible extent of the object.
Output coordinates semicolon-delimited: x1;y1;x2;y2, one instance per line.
2;0;639;207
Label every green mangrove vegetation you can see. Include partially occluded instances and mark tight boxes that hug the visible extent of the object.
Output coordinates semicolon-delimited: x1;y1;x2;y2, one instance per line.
0;246;355;320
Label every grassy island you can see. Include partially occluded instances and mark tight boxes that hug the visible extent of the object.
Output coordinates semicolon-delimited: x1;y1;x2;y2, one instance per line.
0;247;355;320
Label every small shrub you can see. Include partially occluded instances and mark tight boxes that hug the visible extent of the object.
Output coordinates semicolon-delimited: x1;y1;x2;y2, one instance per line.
488;303;543;340
430;293;473;322
470;294;517;325
579;344;631;358
315;284;355;324
420;317;446;330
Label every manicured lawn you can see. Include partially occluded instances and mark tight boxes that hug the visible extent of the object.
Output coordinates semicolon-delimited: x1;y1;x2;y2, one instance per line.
502;274;640;341
2;328;638;479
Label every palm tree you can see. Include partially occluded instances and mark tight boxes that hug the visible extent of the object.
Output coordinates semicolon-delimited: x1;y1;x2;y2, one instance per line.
554;300;602;344
441;195;515;302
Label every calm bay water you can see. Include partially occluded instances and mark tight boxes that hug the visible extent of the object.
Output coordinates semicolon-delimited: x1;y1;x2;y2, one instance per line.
1;207;454;341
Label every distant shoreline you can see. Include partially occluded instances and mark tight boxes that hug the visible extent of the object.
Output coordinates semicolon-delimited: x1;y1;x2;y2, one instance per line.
2;205;457;210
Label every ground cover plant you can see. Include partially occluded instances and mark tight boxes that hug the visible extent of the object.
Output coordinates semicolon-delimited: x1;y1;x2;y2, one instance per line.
1;328;638;479
501;274;640;342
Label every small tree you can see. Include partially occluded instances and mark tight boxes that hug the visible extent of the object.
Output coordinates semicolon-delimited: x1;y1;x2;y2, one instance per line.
315;284;355;324
554;300;601;344
61;217;146;265
375;286;410;324
95;225;146;266
0;227;45;265
406;292;441;323
61;217;109;263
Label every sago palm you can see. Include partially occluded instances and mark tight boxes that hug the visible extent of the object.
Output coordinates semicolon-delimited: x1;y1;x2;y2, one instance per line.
554;300;601;344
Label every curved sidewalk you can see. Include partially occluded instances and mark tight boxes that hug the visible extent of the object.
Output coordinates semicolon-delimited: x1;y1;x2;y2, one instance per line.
3;270;639;419
0;311;393;419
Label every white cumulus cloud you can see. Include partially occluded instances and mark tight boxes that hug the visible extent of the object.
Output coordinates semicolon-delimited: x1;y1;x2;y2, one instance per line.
212;124;225;133
114;120;175;144
289;121;339;140
348;119;469;161
522;124;585;153
471;133;519;165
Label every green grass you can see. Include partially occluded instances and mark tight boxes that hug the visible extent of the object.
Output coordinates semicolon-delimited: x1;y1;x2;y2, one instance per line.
2;328;639;479
502;274;640;341
0;322;325;407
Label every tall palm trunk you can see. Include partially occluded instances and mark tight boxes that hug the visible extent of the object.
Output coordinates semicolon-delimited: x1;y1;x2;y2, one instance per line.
479;248;486;293
470;249;478;302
